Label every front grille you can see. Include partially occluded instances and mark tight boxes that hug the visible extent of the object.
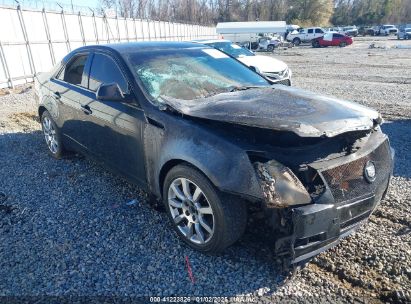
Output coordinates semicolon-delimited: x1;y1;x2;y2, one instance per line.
271;79;291;86
321;140;391;204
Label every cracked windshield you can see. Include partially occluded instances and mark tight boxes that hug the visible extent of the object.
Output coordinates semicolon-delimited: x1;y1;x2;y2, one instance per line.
127;48;268;101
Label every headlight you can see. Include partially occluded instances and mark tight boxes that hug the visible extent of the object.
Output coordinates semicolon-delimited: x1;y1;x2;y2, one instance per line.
280;68;288;78
254;160;312;207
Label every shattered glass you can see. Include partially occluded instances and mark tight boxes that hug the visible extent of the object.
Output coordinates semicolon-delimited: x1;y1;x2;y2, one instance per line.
127;48;268;101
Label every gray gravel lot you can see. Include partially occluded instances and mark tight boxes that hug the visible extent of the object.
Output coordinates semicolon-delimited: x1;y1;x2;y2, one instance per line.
0;36;410;303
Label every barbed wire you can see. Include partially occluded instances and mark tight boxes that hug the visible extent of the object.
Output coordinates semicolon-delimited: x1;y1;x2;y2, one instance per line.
0;0;214;24
0;0;100;15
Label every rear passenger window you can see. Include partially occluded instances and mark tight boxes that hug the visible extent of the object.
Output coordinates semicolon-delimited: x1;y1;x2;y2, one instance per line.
88;53;128;93
308;29;313;34
60;55;88;86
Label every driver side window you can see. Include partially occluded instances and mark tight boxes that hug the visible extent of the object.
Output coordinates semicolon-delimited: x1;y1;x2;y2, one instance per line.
88;53;129;93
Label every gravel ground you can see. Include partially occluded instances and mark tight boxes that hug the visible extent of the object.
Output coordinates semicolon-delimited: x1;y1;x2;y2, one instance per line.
0;36;410;303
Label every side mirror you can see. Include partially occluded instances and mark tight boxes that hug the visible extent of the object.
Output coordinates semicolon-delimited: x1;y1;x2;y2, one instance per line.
96;82;124;101
249;65;261;74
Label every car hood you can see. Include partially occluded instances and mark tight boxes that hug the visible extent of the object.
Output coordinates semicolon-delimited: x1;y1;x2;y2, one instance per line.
161;85;380;138
237;55;288;73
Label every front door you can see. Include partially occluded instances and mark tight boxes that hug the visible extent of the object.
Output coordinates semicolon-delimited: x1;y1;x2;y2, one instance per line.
78;52;146;184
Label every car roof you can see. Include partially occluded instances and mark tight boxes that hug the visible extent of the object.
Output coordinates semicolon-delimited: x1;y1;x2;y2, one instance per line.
191;39;231;44
73;41;211;55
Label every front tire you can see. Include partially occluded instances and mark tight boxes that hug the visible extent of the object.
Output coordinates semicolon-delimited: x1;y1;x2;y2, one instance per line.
339;41;347;47
163;164;247;254
41;110;65;159
267;44;275;52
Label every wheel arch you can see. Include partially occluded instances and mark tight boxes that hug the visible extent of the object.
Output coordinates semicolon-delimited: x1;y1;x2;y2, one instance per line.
158;158;226;201
159;159;190;198
38;105;47;118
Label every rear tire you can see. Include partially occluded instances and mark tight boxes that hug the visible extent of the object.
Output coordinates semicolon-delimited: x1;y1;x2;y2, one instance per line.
312;40;320;48
40;110;65;159
292;38;301;46
163;164;247;254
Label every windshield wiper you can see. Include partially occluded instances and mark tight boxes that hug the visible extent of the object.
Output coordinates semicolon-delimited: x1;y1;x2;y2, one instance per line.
227;85;265;92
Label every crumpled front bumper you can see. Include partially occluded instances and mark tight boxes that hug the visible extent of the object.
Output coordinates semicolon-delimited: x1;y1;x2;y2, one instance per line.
273;147;394;264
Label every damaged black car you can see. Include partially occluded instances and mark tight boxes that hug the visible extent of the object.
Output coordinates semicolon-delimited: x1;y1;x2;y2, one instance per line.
35;42;394;264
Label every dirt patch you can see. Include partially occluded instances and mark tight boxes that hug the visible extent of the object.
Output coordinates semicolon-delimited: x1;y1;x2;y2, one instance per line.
0;84;32;96
7;112;39;132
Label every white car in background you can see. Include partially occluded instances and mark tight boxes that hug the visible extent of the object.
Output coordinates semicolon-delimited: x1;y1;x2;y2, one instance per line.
193;39;292;85
286;27;325;45
378;25;398;35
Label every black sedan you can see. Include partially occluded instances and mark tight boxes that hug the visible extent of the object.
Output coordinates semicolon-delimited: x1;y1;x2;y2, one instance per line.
35;42;393;264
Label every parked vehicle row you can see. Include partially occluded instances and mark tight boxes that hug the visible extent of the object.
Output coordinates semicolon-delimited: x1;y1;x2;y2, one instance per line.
327;26;358;37
327;24;404;37
397;27;411;39
34;41;394;266
193;39;291;85
357;24;399;36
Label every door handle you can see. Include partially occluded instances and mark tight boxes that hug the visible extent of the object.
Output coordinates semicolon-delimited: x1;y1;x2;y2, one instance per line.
53;91;61;99
81;105;92;115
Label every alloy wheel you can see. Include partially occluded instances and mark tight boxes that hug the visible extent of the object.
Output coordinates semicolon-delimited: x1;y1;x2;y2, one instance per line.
42;116;58;154
167;177;214;244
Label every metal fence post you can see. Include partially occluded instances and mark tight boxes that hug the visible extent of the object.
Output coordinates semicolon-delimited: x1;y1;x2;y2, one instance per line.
124;17;129;42
42;8;56;65
78;12;86;46
115;15;120;41
16;4;36;76
167;20;171;41
147;18;151;41
104;15;110;43
176;22;179;41
0;41;14;88
92;12;99;44
60;9;71;52
158;20;162;40
132;18;138;41
140;18;145;41
153;20;157;40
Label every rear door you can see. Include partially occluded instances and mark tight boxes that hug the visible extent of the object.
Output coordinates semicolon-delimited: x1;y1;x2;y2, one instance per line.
79;52;147;183
48;53;92;150
306;28;314;41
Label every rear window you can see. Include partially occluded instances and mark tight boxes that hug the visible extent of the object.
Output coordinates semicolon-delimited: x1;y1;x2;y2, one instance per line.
58;55;88;86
